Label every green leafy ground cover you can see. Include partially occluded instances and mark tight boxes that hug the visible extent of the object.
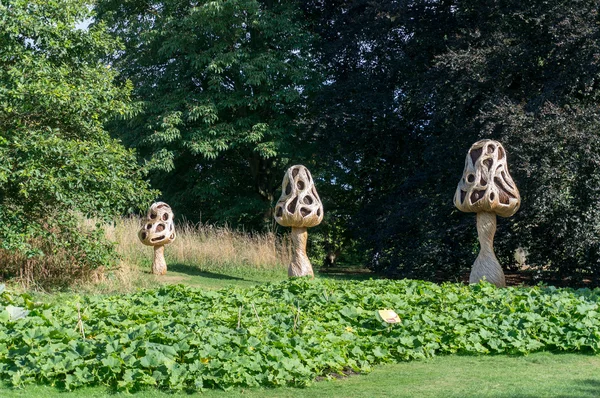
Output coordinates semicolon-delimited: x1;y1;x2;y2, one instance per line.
2;279;600;392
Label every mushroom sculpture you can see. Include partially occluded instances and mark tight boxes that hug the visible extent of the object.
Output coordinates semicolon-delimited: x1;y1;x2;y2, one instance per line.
138;202;176;275
454;140;520;287
274;165;323;277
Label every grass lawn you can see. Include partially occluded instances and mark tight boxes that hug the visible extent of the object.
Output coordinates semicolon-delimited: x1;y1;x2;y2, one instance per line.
152;262;289;290
2;352;598;397
92;261;376;292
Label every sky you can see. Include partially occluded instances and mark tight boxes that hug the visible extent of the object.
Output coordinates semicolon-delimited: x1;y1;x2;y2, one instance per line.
76;17;93;30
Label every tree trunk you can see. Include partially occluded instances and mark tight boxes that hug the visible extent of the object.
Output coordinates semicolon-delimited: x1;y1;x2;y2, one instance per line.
289;227;314;277
470;212;505;287
152;245;167;275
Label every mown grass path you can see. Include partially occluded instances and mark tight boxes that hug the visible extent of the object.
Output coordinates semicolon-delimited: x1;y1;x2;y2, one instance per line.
3;352;599;397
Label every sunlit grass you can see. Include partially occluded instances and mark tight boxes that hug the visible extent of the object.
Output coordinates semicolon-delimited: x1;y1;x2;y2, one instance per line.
81;217;291;293
3;352;599;398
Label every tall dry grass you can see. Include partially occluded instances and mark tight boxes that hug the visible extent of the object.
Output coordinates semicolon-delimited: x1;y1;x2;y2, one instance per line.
0;217;292;291
106;217;292;273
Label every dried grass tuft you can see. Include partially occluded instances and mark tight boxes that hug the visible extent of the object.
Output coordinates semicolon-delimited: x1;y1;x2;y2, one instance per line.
106;217;291;273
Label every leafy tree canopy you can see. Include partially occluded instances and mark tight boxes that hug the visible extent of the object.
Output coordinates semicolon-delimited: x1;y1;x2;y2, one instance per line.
305;0;600;283
0;0;155;276
96;0;321;228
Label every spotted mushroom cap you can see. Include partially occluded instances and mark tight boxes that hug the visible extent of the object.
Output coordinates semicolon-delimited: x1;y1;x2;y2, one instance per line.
138;202;176;246
274;165;323;228
454;139;520;218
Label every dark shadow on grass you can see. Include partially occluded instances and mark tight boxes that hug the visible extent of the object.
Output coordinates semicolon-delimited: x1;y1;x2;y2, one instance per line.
572;379;600;398
466;376;600;398
316;266;377;282
165;263;249;281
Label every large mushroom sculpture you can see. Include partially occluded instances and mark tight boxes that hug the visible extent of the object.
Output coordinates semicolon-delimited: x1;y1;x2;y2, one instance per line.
274;165;323;277
454;140;520;287
138;202;176;275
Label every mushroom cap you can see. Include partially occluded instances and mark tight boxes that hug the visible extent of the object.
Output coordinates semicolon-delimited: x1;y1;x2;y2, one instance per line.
454;139;520;217
274;165;323;228
138;202;177;246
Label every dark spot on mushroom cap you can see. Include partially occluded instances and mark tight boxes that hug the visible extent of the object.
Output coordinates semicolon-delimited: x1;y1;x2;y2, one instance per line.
470;147;483;164
292;168;299;178
156;224;165;232
495;177;516;204
151;235;165;242
304;195;313;205
157;204;168;209
487;145;495;154
460;190;467;204
317;208;321;217
141;232;147;240
470;189;486;204
170;233;175;240
498;147;504;160
297;180;305;190
490;192;495;201
150;212;157;219
162;213;169;221
300;207;310;217
499;190;510;204
285;183;291;195
501;171;514;189
170;224;173;231
480;176;487;186
276;206;283;217
146;223;152;230
483;158;493;170
467;174;475;183
287;197;298;213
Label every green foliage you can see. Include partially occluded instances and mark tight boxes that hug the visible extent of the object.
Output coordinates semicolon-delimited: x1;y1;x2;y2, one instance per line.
304;0;600;282
96;0;321;228
435;0;600;284
302;0;467;278
3;279;600;391
0;0;155;280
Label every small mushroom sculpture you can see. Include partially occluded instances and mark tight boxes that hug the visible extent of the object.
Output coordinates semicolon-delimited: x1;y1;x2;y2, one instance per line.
138;202;176;275
274;165;323;277
454;139;520;287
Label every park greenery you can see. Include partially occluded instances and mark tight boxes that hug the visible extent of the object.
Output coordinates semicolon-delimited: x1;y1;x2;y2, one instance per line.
0;0;155;283
2;0;600;285
4;0;600;395
3;279;600;392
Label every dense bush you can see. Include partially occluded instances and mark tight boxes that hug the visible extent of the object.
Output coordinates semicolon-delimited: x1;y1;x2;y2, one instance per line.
2;279;600;391
0;0;155;284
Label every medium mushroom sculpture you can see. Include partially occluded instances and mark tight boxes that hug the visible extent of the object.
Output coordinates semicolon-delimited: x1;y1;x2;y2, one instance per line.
138;202;176;275
454;139;520;287
274;165;323;277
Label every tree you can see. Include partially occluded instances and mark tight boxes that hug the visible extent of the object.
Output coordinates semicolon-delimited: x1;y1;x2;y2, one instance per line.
303;0;468;278
96;0;321;228
305;0;600;284
0;0;155;284
433;0;600;284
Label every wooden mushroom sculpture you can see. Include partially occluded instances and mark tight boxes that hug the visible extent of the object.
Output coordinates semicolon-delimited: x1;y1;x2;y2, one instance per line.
138;202;176;275
454;140;520;287
274;165;323;277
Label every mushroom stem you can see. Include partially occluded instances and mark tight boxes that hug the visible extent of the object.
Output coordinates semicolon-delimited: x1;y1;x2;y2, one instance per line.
152;245;167;275
289;227;314;278
471;212;505;287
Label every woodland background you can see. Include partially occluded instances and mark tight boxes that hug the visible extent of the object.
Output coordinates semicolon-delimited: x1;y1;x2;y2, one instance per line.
2;0;600;285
